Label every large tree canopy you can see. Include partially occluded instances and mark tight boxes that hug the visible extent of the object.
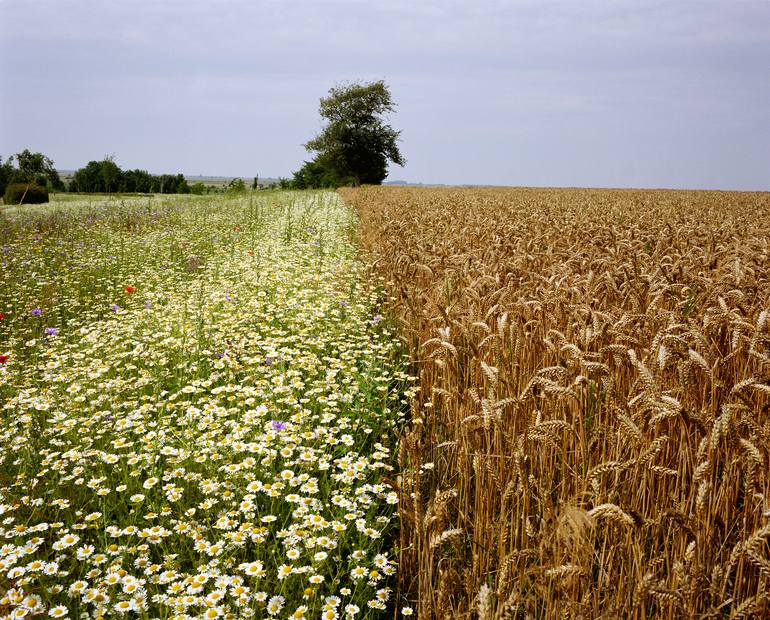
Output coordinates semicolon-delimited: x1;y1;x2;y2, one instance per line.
293;80;405;188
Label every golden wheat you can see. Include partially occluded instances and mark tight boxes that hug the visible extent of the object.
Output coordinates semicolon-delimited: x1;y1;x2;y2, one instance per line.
342;186;770;619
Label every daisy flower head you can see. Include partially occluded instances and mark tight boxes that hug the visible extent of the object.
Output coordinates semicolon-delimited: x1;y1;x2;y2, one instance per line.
267;595;285;616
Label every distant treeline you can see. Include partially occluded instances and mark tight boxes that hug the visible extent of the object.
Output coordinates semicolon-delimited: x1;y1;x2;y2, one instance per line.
68;159;192;194
1;151;266;200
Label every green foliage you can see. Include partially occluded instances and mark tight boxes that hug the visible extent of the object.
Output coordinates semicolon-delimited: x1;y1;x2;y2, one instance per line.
4;182;49;205
0;150;64;194
154;174;174;194
70;159;190;194
293;80;405;188
190;182;207;195
292;156;351;189
155;173;190;194
70;159;114;193
176;174;191;194
123;169;154;193
99;157;122;193
0;157;9;196
226;178;247;194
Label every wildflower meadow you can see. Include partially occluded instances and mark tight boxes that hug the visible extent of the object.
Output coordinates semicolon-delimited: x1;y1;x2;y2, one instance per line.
0;193;412;619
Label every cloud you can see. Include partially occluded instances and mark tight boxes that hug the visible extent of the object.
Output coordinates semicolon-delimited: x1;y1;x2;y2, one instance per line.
1;0;768;188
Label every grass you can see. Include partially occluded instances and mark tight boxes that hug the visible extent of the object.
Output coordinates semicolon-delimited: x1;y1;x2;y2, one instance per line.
0;192;411;619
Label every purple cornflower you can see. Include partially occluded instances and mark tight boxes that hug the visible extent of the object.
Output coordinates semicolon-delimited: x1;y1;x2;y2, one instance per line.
144;302;152;309
111;304;120;312
372;314;383;324
271;420;287;431
31;308;42;316
44;327;58;336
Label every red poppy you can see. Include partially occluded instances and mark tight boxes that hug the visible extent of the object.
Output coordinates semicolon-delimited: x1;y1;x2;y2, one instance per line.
0;355;9;364
0;312;6;320
124;286;136;294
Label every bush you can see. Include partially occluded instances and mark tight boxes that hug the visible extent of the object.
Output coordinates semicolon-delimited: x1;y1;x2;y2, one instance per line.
3;182;49;205
226;178;247;194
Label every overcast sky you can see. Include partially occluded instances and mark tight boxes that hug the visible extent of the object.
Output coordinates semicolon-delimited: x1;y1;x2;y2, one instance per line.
1;0;769;189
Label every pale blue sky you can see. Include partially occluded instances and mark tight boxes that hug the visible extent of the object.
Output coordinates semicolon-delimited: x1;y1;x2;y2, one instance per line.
1;0;768;189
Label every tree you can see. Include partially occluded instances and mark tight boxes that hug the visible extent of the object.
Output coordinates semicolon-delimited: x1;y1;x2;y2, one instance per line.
123;169;154;193
99;156;123;193
68;158;190;195
0;150;65;193
294;80;405;188
153;174;175;194
70;159;124;193
178;174;191;194
292;155;343;189
70;161;103;192
0;157;11;197
227;178;247;194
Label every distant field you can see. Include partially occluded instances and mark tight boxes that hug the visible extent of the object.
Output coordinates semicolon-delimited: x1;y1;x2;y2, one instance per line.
343;186;770;618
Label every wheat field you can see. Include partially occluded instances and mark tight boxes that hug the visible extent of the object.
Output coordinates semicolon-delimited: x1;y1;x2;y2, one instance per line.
341;186;770;619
